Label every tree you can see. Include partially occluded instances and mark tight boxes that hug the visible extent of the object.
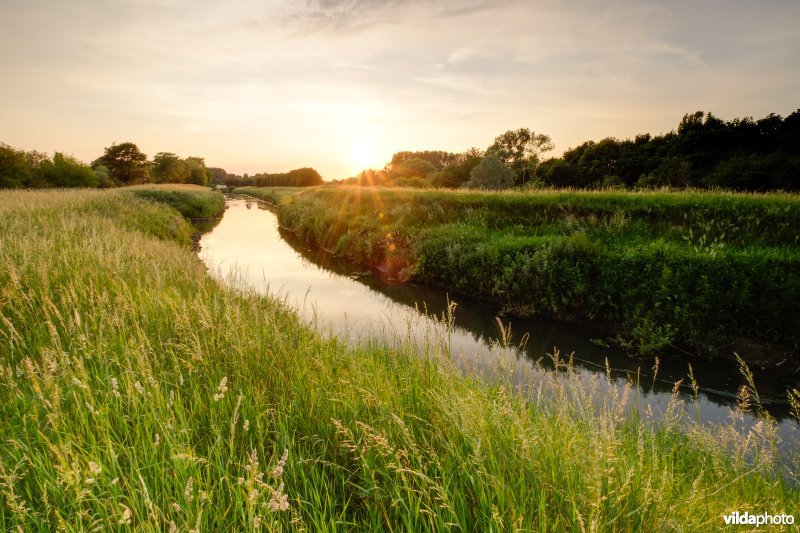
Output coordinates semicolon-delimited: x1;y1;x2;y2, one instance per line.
388;150;457;171
287;167;323;186
93;165;114;188
185;157;210;186
0;143;33;188
486;128;554;183
96;142;148;185
432;147;484;188
207;167;229;184
389;157;436;180
537;158;579;188
150;152;188;183
463;155;516;190
50;153;98;187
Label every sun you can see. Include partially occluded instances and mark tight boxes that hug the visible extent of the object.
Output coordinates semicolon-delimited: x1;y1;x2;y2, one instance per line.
351;139;375;170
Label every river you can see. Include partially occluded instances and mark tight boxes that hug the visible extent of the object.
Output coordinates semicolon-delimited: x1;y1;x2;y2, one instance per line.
199;196;798;455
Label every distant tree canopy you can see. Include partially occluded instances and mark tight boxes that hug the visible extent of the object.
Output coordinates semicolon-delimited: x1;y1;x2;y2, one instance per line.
220;166;323;188
431;148;484;189
388;151;458;177
486;128;554;184
339;110;800;192
0;141;217;189
0;143;103;189
94;142;149;185
465;155;517;190
538;110;800;190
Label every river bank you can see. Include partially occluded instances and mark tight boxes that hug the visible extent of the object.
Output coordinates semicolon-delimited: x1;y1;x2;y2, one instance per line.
236;185;800;370
1;186;797;530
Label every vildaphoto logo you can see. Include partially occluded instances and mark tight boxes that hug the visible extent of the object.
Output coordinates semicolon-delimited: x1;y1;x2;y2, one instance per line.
722;511;795;527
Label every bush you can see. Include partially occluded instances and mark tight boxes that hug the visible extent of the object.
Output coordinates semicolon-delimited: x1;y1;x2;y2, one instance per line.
464;155;516;190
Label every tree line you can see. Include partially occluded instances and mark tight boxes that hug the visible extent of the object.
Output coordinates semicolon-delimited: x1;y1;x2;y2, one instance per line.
340;109;800;191
0;141;215;189
220;167;323;188
0;140;326;190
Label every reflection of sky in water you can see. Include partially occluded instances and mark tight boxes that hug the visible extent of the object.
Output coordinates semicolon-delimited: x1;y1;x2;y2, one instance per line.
199;198;799;461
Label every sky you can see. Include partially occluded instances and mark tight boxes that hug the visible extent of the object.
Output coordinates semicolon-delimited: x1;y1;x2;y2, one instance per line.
1;0;798;180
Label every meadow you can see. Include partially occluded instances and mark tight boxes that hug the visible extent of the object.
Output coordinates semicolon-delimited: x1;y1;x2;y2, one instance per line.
1;185;798;530
236;186;800;364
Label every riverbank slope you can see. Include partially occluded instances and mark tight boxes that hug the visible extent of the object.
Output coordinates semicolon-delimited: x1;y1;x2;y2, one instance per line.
1;186;797;530
238;185;800;367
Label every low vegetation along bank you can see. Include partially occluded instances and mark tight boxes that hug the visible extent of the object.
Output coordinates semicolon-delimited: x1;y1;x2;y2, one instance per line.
238;186;800;367
2;186;798;530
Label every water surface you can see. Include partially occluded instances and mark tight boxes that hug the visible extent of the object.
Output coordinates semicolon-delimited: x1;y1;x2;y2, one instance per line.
199;197;798;451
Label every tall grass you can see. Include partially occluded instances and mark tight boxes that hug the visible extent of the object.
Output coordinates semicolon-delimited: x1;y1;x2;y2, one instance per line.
128;184;226;220
1;187;797;530
241;185;800;362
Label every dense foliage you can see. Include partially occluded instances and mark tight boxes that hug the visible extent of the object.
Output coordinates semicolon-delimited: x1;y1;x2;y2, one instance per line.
539;110;800;190
465;154;516;189
247;186;800;363
1;186;797;530
129;185;225;220
0;143;104;189
0;141;215;189
340;110;800;192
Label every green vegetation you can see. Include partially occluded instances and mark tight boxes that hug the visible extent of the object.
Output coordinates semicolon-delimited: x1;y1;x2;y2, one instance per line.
0;143;103;189
244;186;800;362
149;153;212;186
243;167;324;188
465;154;517;190
2;186;798;530
129;184;226;220
235;186;298;206
0;141;217;189
0;140;326;190
339;110;800;191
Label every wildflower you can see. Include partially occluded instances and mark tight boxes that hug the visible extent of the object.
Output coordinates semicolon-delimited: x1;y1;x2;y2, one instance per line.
243;419;250;432
169;522;178;533
153;433;161;448
119;504;132;525
249;488;259;502
134;381;145;395
213;376;228;402
254;515;261;528
172;502;181;513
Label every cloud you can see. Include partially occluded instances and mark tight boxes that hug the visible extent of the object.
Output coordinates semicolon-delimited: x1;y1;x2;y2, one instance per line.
285;0;503;32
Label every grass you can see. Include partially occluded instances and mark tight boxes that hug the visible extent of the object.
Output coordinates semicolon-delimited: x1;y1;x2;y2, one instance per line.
128;184;226;220
1;186;798;530
234;186;299;206
239;185;800;363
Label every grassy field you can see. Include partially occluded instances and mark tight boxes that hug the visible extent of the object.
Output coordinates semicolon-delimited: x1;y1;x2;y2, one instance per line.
1;186;798;530
237;185;800;364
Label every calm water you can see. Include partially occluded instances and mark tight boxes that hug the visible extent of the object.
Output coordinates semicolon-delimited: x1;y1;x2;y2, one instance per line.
199;196;798;451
